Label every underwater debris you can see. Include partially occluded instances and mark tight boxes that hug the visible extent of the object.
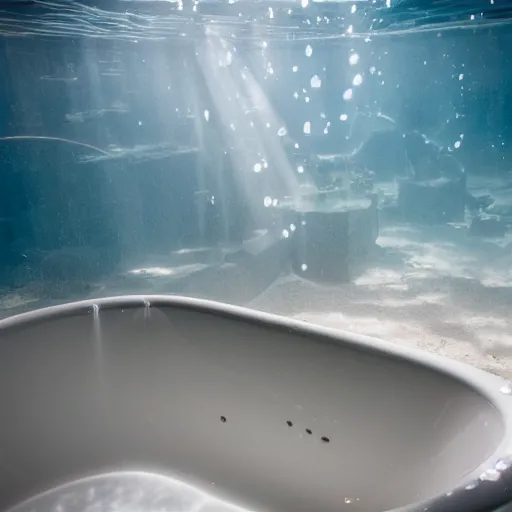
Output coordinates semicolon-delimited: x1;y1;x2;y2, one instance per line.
0;135;111;156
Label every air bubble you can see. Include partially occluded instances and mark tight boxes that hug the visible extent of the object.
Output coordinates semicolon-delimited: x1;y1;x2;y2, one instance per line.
343;89;353;101
310;75;322;88
143;299;151;319
496;459;509;471
349;53;359;66
480;468;501;482
500;382;512;395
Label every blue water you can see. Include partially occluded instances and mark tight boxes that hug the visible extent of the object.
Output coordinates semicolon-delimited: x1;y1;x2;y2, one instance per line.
0;0;511;375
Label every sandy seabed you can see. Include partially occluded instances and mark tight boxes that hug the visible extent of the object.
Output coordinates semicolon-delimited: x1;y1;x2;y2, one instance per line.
249;176;512;379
